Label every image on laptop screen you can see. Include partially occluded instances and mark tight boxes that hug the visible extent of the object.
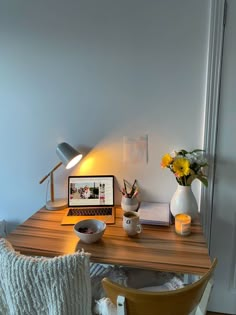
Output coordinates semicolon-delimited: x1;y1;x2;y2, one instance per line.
68;175;114;207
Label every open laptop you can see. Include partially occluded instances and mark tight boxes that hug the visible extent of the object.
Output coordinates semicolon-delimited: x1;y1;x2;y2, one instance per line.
61;175;115;225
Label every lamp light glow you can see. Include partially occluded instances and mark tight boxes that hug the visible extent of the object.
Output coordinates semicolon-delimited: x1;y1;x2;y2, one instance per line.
40;142;83;210
66;154;83;169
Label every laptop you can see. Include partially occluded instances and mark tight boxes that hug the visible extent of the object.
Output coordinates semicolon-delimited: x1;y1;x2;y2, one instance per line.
61;175;115;225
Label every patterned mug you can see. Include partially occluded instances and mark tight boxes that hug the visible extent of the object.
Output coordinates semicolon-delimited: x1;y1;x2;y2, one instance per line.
122;211;142;236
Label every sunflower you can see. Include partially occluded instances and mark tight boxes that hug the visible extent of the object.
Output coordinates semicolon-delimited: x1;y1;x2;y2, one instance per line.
161;154;173;168
172;158;190;177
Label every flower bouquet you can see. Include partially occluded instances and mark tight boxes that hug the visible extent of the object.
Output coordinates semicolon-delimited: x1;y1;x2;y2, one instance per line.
161;149;208;187
161;149;208;219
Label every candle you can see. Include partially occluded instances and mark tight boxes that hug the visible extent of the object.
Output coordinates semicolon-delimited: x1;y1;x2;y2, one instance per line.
175;214;191;236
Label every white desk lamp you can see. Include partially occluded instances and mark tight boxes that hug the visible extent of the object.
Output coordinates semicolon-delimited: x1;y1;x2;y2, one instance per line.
39;142;83;210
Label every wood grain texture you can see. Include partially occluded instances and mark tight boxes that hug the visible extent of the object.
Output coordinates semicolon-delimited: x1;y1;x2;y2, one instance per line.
6;207;211;275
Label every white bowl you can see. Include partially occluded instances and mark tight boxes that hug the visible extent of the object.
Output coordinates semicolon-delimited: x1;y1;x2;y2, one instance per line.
74;219;106;244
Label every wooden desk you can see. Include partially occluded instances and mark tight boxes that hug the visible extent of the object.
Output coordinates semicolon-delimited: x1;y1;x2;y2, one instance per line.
6;207;211;275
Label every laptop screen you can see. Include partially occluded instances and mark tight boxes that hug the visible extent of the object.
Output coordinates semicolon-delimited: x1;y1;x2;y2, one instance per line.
68;175;114;207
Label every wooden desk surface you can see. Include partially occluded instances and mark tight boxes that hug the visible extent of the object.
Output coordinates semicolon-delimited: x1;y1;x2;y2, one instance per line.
6;207;211;275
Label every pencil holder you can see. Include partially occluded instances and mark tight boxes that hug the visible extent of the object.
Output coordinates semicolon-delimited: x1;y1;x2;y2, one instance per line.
121;196;139;212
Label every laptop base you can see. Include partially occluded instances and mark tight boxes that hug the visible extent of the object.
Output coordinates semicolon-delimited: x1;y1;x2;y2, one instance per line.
61;207;115;225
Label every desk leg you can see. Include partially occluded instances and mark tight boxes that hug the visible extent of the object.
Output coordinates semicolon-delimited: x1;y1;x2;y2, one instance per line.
184;274;200;285
117;296;126;315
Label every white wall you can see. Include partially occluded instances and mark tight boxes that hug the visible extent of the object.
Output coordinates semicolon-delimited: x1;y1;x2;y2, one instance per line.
0;0;210;231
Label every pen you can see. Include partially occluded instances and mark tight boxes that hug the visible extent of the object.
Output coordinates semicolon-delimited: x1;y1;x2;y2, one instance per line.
128;180;135;197
130;179;137;196
123;179;127;195
122;179;138;198
122;188;128;197
132;189;138;199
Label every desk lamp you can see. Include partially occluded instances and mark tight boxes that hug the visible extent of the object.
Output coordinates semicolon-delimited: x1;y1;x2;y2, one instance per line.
39;142;83;210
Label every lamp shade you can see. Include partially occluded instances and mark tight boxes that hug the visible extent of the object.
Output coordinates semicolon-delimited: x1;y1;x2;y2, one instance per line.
40;142;83;211
56;142;83;169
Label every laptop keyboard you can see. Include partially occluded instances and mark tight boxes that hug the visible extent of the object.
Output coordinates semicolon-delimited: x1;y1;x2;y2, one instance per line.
67;207;113;216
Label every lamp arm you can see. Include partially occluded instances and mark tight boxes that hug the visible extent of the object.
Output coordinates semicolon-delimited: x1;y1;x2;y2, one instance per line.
39;162;63;184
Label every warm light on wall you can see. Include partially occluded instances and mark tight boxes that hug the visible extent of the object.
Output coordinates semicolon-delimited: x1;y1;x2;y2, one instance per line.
79;157;96;174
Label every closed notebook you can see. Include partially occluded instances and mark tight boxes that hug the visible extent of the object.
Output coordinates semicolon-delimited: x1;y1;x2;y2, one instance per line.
138;202;170;226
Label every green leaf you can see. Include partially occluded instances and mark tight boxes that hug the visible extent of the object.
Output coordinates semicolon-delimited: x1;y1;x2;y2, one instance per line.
186;174;208;187
200;163;208;167
186;175;197;185
178;149;188;155
190;149;205;154
199;176;208;187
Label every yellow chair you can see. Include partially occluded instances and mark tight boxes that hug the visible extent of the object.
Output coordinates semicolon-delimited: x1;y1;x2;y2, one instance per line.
102;259;217;315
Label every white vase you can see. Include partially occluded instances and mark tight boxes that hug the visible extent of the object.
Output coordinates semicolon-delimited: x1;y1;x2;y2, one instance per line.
121;196;139;212
170;184;198;220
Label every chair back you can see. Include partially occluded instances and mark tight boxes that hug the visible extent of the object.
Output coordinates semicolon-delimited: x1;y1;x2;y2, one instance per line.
0;238;92;315
102;259;217;315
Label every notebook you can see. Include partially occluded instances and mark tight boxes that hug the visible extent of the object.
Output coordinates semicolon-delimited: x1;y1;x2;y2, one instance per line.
61;175;115;225
138;202;171;226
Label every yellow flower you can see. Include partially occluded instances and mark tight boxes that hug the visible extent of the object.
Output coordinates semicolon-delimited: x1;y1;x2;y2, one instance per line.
161;154;173;168
172;158;190;177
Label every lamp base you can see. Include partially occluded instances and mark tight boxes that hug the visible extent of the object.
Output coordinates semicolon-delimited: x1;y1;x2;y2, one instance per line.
46;198;68;210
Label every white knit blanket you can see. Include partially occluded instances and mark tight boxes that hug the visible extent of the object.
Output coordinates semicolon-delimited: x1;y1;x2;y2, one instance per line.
0;239;92;315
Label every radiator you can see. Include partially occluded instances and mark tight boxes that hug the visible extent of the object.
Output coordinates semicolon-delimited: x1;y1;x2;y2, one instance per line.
0;220;7;237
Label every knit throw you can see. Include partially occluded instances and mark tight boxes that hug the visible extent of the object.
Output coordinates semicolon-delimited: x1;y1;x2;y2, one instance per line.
0;238;92;315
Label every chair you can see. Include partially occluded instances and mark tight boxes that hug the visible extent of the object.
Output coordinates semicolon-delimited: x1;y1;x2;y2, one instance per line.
101;259;217;315
0;238;92;315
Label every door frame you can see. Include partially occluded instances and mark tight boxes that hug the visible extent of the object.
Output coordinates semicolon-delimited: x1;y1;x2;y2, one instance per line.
200;0;226;248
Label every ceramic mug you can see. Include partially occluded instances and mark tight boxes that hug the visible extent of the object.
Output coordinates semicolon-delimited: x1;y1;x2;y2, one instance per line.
123;211;142;236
